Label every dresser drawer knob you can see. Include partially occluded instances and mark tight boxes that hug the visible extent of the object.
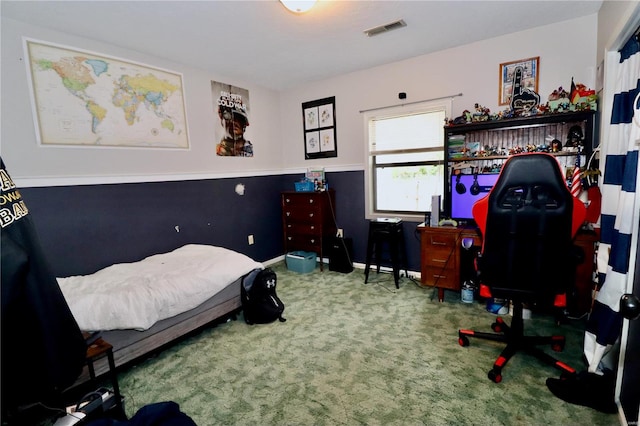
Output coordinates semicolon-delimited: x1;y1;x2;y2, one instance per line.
309;199;314;204
309;213;314;218
286;198;290;203
286;212;291;217
310;239;315;244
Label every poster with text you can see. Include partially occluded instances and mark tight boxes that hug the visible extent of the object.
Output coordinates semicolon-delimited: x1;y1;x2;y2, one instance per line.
212;81;253;157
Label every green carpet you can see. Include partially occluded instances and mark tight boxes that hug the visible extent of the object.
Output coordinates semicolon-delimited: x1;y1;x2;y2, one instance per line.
116;262;618;425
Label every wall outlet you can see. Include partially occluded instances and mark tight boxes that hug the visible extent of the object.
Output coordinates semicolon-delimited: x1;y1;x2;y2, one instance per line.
248;235;254;245
337;229;344;238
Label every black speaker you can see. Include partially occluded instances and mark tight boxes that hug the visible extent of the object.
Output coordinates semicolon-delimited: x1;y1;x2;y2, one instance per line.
328;237;353;273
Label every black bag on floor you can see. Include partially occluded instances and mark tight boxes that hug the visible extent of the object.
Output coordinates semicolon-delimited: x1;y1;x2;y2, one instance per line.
241;268;286;325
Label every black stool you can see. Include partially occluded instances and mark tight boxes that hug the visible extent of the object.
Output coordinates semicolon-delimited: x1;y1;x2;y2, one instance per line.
364;219;408;288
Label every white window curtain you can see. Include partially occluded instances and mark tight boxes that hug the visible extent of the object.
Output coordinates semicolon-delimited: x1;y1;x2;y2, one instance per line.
584;31;640;374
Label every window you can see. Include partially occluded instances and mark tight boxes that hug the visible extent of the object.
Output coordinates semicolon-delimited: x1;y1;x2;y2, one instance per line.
364;100;450;221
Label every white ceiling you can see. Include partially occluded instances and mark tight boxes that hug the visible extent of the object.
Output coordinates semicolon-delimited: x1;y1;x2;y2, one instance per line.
1;1;603;91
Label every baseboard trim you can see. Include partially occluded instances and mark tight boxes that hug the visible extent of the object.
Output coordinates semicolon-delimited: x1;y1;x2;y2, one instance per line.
267;255;421;280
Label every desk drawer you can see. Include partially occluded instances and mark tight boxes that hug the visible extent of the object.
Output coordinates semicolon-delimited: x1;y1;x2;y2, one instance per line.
423;265;459;290
426;232;459;248
424;245;458;267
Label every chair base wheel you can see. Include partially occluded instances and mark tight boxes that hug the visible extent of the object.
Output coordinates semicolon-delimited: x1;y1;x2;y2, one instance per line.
488;368;502;383
551;337;566;352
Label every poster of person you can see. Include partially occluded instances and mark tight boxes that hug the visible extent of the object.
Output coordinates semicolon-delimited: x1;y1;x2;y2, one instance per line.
212;81;253;157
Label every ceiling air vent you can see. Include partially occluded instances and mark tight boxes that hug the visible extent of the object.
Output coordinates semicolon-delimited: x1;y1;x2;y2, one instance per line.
363;19;407;37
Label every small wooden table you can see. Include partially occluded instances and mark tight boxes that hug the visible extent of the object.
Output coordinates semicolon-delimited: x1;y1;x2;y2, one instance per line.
84;334;123;415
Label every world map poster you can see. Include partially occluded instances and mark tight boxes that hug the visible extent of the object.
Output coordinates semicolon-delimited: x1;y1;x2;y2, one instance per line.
25;39;189;149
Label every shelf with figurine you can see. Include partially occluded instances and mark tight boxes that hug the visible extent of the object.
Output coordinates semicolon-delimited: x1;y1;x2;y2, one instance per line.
446;111;595;160
449;135;584;163
444;78;598;195
445;108;596;133
446;113;595;185
444;75;599;227
445;78;597;129
445;77;597;161
448;146;589;163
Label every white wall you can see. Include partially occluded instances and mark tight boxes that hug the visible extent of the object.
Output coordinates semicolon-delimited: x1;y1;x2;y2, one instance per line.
597;1;640;64
278;14;598;172
2;14;598;185
1;17;284;185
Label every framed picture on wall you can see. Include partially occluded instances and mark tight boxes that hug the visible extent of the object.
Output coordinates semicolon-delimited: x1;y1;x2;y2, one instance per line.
302;96;337;159
25;39;190;149
498;56;539;106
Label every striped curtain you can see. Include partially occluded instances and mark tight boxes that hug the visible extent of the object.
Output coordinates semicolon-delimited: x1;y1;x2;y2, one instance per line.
584;32;640;373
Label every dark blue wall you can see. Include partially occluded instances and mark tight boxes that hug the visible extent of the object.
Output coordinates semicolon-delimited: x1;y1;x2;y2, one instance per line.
20;170;422;277
325;170;422;273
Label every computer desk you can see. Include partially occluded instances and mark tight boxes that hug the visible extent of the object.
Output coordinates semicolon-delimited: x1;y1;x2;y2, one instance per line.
417;223;598;316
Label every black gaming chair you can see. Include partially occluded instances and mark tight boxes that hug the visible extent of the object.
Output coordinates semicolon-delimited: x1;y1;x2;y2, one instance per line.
458;153;587;383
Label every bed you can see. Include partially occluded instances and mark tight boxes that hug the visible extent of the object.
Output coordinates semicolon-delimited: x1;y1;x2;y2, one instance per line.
57;244;263;383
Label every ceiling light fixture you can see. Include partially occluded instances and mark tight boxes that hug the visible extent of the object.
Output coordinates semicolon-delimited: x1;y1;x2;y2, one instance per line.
280;0;317;14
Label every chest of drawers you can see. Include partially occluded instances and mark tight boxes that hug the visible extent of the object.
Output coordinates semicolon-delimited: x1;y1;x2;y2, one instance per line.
281;190;336;271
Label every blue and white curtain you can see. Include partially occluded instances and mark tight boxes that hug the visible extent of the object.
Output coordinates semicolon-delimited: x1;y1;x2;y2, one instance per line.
584;31;640;373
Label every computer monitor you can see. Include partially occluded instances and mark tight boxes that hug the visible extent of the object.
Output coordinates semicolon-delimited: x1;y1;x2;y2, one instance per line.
449;173;500;222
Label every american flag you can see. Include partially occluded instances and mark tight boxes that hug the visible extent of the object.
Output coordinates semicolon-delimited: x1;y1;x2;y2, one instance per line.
570;154;582;197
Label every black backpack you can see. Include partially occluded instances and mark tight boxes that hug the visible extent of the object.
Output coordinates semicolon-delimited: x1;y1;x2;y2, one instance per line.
241;268;286;325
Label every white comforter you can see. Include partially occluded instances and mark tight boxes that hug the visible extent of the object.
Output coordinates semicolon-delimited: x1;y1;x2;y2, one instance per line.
58;245;262;331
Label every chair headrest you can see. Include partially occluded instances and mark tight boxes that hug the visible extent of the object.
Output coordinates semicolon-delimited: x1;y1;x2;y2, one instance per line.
491;153;569;210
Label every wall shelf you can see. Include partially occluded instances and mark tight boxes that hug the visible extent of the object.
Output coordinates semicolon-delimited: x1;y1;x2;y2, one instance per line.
445;110;597;133
449;151;586;162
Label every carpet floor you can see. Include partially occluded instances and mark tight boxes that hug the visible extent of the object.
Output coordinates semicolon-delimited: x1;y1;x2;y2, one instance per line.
115;262;618;425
